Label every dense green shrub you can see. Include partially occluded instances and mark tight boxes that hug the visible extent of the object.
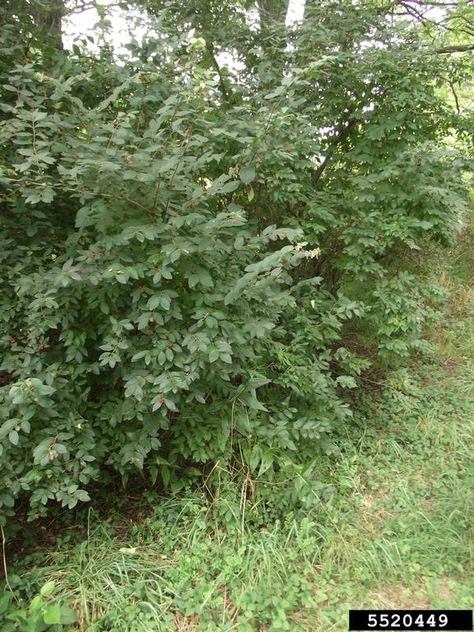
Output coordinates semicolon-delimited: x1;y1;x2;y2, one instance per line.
0;0;471;521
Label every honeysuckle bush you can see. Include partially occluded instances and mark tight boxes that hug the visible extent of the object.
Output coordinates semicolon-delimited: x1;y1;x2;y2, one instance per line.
0;0;472;522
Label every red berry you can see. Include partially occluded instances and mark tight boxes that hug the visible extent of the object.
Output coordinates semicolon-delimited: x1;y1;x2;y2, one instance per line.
159;398;165;404
8;337;16;345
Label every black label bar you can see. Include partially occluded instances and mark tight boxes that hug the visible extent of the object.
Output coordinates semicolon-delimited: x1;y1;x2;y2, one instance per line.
349;610;473;631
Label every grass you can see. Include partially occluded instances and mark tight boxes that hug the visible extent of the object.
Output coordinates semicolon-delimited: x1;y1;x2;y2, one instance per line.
2;222;473;631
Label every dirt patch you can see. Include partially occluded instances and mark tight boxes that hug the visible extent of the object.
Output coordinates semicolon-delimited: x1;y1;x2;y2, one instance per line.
357;491;394;527
173;613;200;631
365;577;456;609
368;582;430;609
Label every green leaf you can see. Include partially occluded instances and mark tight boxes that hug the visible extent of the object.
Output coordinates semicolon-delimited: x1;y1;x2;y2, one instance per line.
240;166;256;185
0;593;11;615
40;581;56;597
220;180;240;194
209;350;219;363
43;602;61;625
59;605;77;625
336;375;357;389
